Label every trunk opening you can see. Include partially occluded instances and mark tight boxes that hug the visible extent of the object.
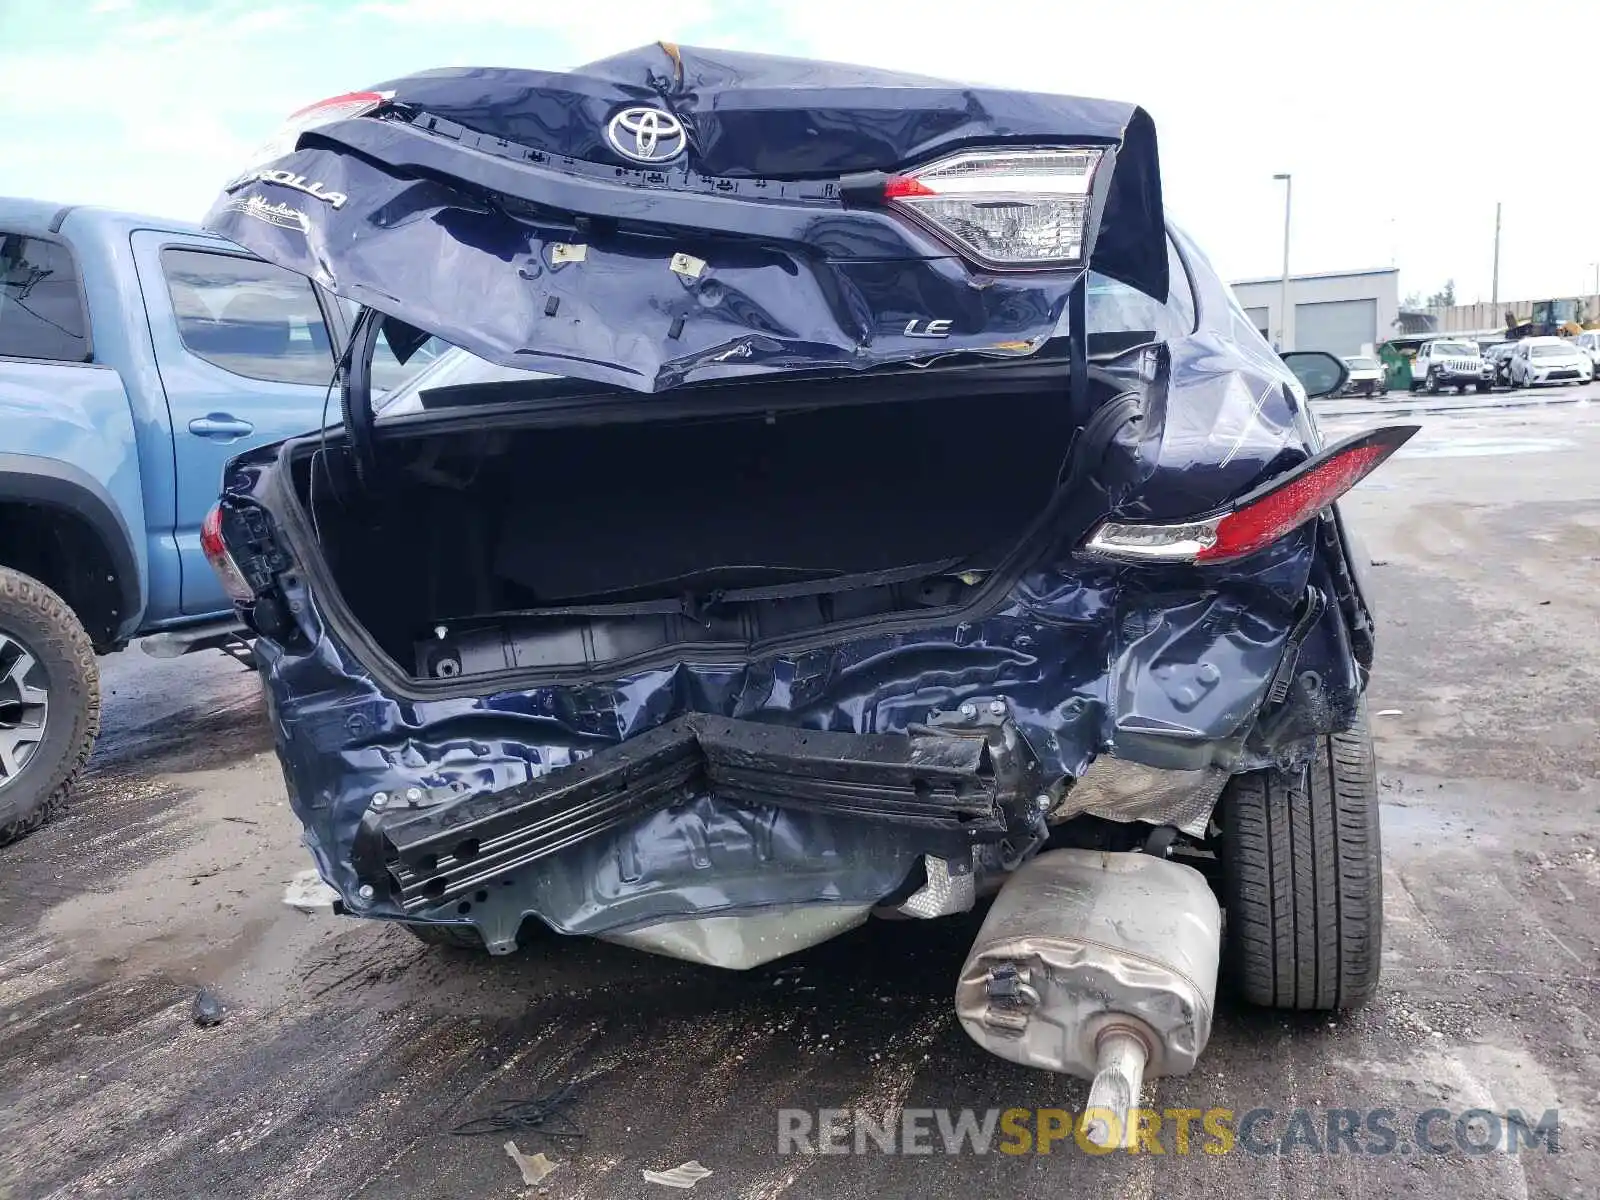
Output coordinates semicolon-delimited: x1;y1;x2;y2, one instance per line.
287;372;1120;684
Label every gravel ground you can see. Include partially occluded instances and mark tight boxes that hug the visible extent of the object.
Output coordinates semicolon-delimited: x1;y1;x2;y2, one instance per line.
1;387;1596;1200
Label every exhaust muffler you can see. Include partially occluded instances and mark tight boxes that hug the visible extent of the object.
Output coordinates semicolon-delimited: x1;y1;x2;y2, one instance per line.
955;849;1221;1148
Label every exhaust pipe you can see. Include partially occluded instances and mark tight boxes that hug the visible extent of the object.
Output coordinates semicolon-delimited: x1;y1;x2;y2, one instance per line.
954;849;1221;1148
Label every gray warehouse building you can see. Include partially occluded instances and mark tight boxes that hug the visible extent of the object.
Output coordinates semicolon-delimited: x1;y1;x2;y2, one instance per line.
1229;268;1400;357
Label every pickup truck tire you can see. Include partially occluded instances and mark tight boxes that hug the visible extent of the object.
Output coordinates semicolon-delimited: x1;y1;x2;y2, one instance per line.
0;567;100;846
1219;704;1382;1011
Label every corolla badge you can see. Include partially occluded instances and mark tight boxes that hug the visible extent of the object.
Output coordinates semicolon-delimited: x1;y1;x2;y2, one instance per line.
606;106;687;164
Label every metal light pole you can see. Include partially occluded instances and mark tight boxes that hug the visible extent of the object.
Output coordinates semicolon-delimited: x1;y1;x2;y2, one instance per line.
1273;174;1292;351
1491;202;1501;309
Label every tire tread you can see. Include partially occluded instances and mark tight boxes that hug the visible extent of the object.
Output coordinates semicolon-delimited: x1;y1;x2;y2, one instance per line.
1222;705;1381;1010
0;567;100;847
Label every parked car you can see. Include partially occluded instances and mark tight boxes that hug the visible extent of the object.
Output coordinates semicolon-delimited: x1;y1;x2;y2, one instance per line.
0;199;386;844
1482;340;1519;386
1339;354;1386;397
199;47;1418;1128
1573;329;1600;374
1509;336;1593;386
1409;338;1490;394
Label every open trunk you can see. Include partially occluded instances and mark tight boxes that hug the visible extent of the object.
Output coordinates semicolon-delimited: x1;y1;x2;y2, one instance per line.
288;367;1110;683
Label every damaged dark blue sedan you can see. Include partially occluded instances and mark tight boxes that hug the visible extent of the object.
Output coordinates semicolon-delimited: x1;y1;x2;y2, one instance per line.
201;45;1414;1137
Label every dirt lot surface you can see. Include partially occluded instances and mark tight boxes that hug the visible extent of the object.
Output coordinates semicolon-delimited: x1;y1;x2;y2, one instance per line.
2;390;1597;1200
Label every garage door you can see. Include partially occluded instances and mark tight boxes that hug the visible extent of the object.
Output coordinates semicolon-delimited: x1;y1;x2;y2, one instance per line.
1243;306;1269;341
1295;298;1376;356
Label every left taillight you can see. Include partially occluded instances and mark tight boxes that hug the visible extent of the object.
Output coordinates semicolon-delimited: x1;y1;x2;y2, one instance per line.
1081;425;1419;566
880;147;1105;269
247;89;390;166
202;505;254;603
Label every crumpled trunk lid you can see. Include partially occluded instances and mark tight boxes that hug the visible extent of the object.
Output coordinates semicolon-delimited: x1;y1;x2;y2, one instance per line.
201;43;1164;396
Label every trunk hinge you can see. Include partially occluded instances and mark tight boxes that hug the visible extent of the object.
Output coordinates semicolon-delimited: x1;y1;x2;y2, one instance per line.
342;306;383;484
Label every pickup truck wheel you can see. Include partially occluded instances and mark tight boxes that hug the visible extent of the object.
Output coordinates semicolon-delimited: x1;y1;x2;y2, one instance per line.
0;567;100;846
1219;704;1382;1011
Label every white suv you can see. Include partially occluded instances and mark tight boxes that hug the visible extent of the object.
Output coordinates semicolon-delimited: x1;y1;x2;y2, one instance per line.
1410;339;1490;394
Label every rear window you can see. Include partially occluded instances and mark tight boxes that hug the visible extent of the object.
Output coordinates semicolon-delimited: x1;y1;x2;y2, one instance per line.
0;233;89;362
1345;356;1378;369
162;248;335;385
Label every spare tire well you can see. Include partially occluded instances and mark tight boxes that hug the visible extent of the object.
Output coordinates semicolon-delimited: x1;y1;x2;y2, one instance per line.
0;502;124;649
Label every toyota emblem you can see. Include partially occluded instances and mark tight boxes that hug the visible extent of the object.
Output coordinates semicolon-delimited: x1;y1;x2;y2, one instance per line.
606;106;687;164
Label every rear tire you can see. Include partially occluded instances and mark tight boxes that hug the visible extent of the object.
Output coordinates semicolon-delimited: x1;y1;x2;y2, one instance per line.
0;568;100;847
1220;705;1382;1011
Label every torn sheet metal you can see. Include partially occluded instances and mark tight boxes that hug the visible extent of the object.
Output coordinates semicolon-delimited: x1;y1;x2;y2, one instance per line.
896;854;979;919
1052;759;1227;837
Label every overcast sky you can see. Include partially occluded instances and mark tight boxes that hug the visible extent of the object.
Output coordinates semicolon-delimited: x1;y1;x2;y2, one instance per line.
4;0;1598;304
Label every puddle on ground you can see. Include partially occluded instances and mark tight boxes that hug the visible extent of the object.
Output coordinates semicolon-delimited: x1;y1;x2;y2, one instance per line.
1400;437;1576;459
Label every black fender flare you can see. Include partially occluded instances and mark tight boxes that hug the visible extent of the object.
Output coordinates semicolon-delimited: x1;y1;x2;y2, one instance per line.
0;453;142;637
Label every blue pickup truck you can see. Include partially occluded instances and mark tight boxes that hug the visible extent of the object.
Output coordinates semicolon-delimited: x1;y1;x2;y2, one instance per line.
0;198;360;842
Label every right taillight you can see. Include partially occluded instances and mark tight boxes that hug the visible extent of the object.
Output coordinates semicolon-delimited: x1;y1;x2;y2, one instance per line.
880;147;1105;269
201;505;254;603
1082;425;1420;566
246;90;391;167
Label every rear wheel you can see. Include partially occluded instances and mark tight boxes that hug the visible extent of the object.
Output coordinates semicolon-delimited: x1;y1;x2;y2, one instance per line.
1219;705;1382;1010
0;568;99;847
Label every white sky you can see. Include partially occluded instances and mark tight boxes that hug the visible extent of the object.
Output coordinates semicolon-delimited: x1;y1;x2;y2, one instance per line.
3;0;1598;303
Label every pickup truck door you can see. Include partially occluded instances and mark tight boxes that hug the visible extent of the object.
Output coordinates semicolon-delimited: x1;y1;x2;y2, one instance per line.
130;231;337;617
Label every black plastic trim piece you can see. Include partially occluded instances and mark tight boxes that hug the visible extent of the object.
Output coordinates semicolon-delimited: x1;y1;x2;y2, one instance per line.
359;713;1024;911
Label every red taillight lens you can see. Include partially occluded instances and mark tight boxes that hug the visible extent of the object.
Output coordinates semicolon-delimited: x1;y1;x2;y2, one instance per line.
202;505;254;603
1082;425;1419;566
247;90;389;166
881;147;1104;268
1196;443;1388;562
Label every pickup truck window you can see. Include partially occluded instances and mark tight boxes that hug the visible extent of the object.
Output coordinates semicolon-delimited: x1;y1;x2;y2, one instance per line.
0;233;89;362
161;248;335;386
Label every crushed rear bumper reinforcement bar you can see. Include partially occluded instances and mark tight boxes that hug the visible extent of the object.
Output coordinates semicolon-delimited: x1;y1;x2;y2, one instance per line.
354;709;1044;912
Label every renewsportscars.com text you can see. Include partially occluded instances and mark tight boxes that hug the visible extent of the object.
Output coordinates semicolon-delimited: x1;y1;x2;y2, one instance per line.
777;1106;1562;1157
